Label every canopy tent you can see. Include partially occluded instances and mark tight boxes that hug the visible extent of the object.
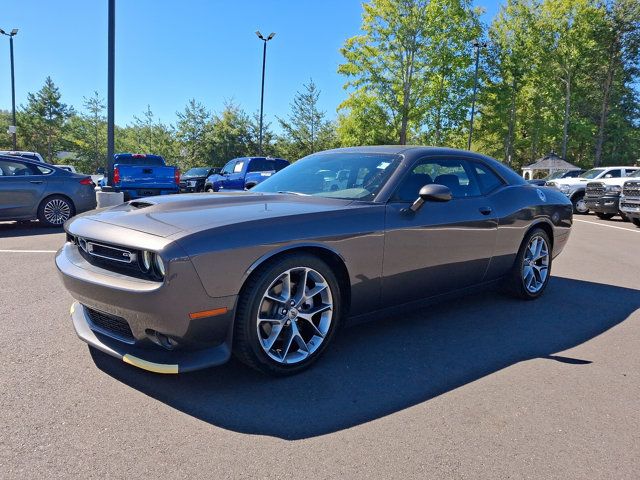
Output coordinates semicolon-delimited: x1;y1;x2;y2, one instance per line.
521;153;580;180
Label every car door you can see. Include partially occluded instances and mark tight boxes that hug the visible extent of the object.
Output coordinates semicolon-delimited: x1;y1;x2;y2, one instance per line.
222;159;246;190
382;156;499;306
0;159;48;219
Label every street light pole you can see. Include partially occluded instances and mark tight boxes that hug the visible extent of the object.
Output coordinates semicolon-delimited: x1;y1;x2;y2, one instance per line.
1;28;19;150
106;0;115;186
255;31;275;155
468;41;486;151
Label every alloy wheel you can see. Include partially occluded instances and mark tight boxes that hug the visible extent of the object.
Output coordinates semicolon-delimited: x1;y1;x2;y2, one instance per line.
522;235;549;293
256;267;333;364
43;199;71;225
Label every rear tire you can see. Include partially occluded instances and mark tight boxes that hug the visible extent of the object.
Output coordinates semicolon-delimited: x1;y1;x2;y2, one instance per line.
233;253;342;376
503;227;552;300
596;212;614;220
37;195;75;227
632;218;640;228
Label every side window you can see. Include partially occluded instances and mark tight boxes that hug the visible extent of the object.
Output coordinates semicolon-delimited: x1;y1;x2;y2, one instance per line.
392;158;480;202
606;169;622;178
220;161;235;175
233;161;244;173
34;165;53;175
625;169;638;177
0;160;35;177
248;159;274;172
473;163;504;195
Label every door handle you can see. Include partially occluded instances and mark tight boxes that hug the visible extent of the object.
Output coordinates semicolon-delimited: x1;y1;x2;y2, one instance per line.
479;206;492;215
29;180;43;184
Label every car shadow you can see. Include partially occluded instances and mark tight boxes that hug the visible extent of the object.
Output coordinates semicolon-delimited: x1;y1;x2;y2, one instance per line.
0;221;63;238
91;276;640;440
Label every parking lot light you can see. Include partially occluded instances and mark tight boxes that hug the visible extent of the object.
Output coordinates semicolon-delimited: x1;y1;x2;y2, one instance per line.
0;27;19;149
256;30;276;155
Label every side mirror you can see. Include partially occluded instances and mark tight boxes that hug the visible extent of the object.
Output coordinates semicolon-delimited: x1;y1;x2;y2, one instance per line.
407;184;452;213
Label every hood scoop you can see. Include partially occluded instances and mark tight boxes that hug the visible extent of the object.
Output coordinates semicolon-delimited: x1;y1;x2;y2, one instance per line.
128;200;156;209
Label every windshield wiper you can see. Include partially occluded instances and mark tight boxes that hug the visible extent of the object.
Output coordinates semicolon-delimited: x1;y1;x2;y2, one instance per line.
276;190;309;196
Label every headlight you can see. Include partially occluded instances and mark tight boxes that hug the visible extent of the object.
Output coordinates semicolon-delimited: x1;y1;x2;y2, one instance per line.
154;254;166;277
141;250;152;271
606;185;622;193
559;184;571;193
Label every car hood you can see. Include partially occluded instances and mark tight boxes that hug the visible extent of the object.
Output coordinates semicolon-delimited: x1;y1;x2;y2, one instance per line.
80;192;356;237
548;177;594;186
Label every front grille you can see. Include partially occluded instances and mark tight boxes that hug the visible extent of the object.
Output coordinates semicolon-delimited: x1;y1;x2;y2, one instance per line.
586;182;605;197
68;234;158;281
623;181;640;197
85;307;134;342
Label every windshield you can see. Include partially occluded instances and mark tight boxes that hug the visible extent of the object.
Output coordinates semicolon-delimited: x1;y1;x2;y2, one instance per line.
580;168;605;179
545;170;569;180
184;167;209;177
251;152;401;200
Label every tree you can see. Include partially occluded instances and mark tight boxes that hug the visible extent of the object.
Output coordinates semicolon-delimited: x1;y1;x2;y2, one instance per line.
209;101;252;164
20;77;73;161
124;106;179;162
338;0;481;145
66;92;106;173
593;0;640;166
176;99;214;169
277;79;337;160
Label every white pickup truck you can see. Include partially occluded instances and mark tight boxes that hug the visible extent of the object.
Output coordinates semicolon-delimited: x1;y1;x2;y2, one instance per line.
546;166;638;214
620;175;640;228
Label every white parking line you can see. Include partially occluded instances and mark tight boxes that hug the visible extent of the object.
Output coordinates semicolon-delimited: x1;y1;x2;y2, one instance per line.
0;249;57;253
574;219;640;233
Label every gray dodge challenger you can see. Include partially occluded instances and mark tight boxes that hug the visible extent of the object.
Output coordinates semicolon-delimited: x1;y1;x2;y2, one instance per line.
56;147;572;375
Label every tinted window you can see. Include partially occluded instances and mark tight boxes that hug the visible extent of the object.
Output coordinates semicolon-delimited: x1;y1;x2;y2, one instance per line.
114;155;165;166
393;158;480;202
0;159;35;176
184;167;210;176
34;165;53;175
248;159;275;172
605;169;622;178
625;169;638;176
474;163;504;194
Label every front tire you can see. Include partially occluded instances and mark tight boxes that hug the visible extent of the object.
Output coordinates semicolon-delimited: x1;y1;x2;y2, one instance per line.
233;254;342;376
572;193;588;214
37;195;74;227
503;228;552;300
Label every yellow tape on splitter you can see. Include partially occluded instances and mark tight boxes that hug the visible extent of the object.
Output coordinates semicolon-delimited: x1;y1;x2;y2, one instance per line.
122;354;178;374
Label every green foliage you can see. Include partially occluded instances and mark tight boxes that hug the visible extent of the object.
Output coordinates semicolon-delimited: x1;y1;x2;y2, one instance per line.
19;76;74;162
338;0;482;145
277;79;338;160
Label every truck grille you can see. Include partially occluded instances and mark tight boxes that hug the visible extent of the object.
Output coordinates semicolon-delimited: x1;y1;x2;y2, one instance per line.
586;182;605;197
623;181;640;197
85;306;134;342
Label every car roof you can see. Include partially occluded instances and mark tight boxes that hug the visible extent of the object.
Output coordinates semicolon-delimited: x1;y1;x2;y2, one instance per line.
0;154;71;172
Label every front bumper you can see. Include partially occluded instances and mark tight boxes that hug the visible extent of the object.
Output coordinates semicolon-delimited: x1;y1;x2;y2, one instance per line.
584;195;620;214
620;196;640;219
56;241;237;373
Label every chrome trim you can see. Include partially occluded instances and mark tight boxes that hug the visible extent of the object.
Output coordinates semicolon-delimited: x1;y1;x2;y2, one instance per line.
78;238;137;264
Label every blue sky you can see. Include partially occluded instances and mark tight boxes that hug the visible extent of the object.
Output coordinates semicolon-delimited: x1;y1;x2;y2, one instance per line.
1;1;500;127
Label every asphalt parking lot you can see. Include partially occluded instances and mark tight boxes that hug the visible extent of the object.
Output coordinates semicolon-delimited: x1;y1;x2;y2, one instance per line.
1;216;639;479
